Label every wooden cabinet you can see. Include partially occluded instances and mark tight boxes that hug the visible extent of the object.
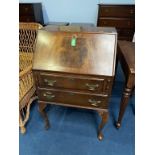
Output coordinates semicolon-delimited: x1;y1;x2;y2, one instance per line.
33;25;117;140
19;3;44;25
97;4;135;41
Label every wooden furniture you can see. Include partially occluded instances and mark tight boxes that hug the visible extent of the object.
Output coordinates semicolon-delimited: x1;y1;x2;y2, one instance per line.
19;3;44;25
116;40;135;128
45;22;69;26
19;22;43;134
70;23;95;27
33;25;117;140
97;4;135;41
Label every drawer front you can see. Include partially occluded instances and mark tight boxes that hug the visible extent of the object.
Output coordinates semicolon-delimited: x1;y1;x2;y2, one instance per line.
117;28;134;37
19;16;35;22
19;4;34;15
98;18;134;28
118;36;133;41
99;5;135;18
38;73;106;93
38;88;108;109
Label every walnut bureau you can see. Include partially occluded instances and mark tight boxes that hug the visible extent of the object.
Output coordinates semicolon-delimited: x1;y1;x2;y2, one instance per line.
33;25;117;140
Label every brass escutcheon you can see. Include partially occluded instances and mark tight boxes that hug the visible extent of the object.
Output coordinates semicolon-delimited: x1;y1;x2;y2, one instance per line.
44;79;56;86
86;83;99;91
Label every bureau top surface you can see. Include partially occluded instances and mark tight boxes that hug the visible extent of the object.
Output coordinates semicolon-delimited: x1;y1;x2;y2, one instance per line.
33;25;117;76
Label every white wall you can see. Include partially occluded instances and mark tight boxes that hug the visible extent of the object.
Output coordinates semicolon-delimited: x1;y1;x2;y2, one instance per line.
19;0;135;25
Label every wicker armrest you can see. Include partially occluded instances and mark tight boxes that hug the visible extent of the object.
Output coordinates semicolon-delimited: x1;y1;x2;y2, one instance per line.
19;65;32;79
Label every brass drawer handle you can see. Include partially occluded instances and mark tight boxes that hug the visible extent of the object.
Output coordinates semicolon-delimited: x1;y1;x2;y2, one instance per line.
103;94;108;97
43;92;55;99
88;99;101;107
44;79;56;86
86;83;99;91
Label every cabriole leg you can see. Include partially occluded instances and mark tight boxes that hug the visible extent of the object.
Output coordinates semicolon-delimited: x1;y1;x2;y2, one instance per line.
38;102;50;130
97;111;108;141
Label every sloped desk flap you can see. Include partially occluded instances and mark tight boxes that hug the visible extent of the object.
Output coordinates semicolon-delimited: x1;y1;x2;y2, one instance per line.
33;26;117;76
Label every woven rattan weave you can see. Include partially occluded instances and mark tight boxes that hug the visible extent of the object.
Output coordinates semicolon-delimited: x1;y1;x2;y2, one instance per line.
19;22;42;134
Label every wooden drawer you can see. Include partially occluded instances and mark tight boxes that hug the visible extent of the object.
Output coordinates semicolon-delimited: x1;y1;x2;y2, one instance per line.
37;88;108;109
118;36;133;41
38;73;108;93
117;28;134;37
19;16;35;22
19;4;34;16
99;5;135;18
98;18;134;28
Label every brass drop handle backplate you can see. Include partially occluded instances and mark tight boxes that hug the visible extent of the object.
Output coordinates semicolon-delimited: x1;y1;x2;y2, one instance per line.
88;99;101;107
44;79;56;86
86;83;99;91
43;92;55;99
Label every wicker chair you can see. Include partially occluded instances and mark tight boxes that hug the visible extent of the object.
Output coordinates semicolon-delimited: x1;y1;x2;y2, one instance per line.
19;22;42;134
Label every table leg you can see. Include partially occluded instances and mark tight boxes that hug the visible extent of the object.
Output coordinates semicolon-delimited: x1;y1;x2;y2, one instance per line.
116;87;132;128
97;111;108;141
38;102;50;130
